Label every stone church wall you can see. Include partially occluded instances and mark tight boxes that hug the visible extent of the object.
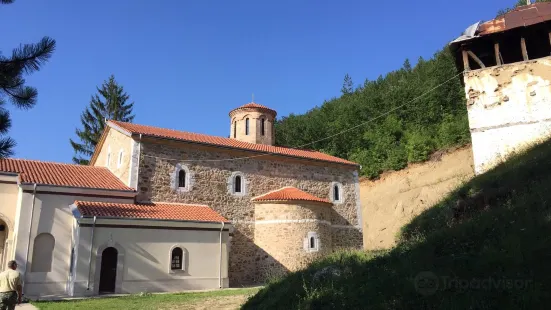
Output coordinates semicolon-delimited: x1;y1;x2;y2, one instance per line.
136;140;361;285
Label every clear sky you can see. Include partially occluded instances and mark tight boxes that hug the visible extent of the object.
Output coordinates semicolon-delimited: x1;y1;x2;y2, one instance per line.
2;0;509;163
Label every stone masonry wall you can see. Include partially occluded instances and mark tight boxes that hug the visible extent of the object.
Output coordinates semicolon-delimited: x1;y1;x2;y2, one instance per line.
136;140;361;285
254;202;332;280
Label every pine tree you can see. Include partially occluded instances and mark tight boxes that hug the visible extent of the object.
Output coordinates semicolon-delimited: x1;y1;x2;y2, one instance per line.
341;74;354;95
0;1;56;158
70;75;135;165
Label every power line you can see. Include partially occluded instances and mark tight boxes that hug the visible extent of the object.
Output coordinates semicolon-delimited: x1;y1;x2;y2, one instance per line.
143;70;466;163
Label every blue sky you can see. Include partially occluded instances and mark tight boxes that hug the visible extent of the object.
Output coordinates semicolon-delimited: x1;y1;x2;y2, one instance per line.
2;0;509;163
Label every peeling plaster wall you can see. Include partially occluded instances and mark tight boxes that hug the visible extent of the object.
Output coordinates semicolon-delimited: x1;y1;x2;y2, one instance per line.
464;57;551;174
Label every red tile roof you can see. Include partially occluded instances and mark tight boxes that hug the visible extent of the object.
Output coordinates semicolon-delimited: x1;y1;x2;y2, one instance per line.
229;102;277;117
252;187;331;205
479;3;551;36
74;201;229;223
0;158;133;191
109;121;358;167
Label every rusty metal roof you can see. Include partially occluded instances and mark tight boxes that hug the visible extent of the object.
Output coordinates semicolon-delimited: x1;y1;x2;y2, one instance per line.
451;3;551;45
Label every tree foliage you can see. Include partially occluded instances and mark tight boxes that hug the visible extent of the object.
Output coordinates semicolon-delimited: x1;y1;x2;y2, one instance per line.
497;0;551;17
275;48;469;178
0;1;56;158
70;75;135;165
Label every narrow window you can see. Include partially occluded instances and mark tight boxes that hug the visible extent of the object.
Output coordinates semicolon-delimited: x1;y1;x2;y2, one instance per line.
106;147;111;167
310;237;315;249
233;121;236;138
171;247;183;270
31;233;55;272
234;175;242;193
178;170;186;188
261;118;265;136
334;185;340;201
245;118;250;135
117;150;123;168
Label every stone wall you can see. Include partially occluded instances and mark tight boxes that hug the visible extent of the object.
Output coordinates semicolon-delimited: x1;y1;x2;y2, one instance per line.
254;202;332;280
136;140;361;285
464;57;551;174
230;109;275;146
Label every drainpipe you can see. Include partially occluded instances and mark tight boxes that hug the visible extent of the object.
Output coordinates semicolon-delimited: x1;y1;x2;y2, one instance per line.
23;184;37;289
218;221;225;289
86;216;97;291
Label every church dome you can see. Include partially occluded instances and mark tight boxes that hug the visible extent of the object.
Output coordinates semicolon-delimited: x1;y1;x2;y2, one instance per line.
229;102;277;118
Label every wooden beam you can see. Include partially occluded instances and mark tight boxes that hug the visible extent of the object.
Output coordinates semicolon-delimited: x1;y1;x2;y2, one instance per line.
462;49;470;71
521;37;529;61
494;43;501;66
467;50;486;68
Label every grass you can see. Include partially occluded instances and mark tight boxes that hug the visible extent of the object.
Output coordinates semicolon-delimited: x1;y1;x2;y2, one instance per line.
242;140;551;309
33;287;259;310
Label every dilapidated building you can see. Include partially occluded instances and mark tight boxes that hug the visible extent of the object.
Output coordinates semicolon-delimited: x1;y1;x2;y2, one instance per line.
450;2;551;174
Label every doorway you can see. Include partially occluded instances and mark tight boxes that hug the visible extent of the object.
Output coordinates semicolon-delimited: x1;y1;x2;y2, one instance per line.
99;247;118;294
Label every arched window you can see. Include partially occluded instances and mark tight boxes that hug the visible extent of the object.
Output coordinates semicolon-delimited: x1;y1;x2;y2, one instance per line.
331;182;344;204
304;232;320;252
261;118;266;136
172;164;192;192
233;121;236;138
171;247;183;270
31;233;55;272
245;118;250;135
178;170;186;188
234;175;242;193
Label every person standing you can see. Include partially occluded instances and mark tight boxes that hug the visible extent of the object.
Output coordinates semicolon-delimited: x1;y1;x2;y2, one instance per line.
0;261;22;310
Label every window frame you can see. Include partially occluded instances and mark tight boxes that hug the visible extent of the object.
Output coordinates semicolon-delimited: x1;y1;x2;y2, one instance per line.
261;118;266;136
228;171;246;196
245;118;250;135
330;182;344;204
168;245;187;273
304;232;320;253
171;164;193;193
178;169;186;188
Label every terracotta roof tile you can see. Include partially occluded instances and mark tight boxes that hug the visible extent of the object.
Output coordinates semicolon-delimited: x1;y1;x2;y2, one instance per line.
229;102;277;117
252;187;331;205
110;121;358;167
74;201;229;223
0;158;133;191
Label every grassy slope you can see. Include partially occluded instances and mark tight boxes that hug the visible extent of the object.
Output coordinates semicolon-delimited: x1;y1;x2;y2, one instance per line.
243;141;551;309
33;288;258;310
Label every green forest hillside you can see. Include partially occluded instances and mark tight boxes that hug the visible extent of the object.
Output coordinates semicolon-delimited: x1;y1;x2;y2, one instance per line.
275;49;469;178
243;138;551;309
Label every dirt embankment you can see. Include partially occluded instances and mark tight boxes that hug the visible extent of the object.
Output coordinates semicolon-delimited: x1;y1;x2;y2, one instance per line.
361;146;475;250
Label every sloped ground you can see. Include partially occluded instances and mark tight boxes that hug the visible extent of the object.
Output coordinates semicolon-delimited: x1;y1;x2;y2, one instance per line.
243;141;551;309
361;146;474;249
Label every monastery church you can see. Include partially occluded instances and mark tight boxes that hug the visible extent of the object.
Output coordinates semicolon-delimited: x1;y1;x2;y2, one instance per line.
0;102;362;296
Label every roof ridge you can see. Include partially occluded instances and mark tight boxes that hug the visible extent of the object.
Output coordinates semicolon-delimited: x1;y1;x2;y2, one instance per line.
1;158;109;169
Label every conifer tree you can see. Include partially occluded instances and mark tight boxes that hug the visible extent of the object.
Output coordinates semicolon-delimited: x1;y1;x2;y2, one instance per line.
0;1;56;158
70;75;135;165
341;74;354;95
